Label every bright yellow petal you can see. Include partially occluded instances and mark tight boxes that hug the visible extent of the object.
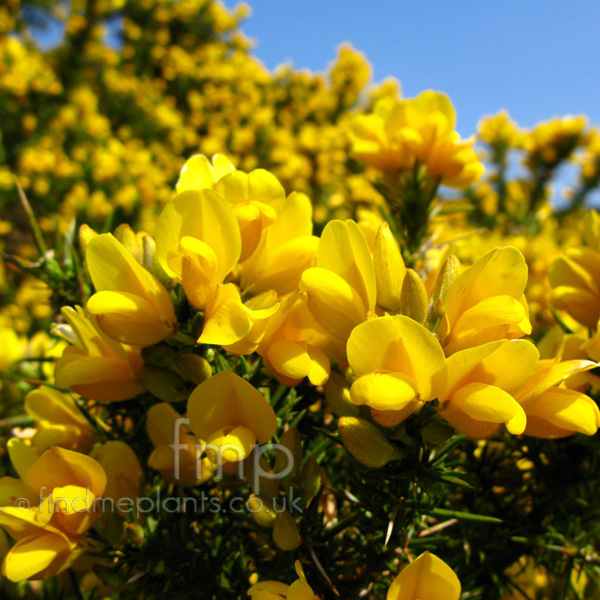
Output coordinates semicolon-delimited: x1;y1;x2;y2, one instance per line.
187;371;277;444
267;340;312;381
154;189;241;281
316;220;376;311
25;386;88;428
350;373;417;411
87;291;174;346
526;387;600;436
198;284;253;346
387;551;461;600
90;441;143;502
300;267;367;342
347;315;447;401
7;438;38;482
26;446;106;499
176;154;218;193
449;382;523;429
86;234;175;327
444;340;539;399
444;247;528;327
3;531;71;582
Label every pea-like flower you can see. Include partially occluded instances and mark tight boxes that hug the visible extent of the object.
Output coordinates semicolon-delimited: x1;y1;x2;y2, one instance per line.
347;315;447;423
387;551;461;600
187;371;277;466
438;246;531;355
549;211;600;329
147;402;215;486
0;442;106;581
25;386;95;452
54;306;145;403
85;233;177;347
300;219;376;345
515;358;600;438
248;560;320;600
154;188;241;310
350;90;484;188
439;339;539;438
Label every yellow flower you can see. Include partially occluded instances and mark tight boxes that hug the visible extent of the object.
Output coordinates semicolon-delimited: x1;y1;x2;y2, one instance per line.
515;359;600;438
86;233;177;346
90;441;144;512
147;402;214;486
154;188;241;310
0;442;106;581
197;283;278;352
387;551;461;600
237;190;318;298
438;247;531;355
350;91;484;187
439;340;539;438
0;326;24;372
25;386;95;453
175;154;235;194
54;306;145;403
214;167;287;261
257;292;344;387
300;219;376;345
549;214;600;329
347;316;447;423
187;371;277;465
248;561;320;600
177;154;290;261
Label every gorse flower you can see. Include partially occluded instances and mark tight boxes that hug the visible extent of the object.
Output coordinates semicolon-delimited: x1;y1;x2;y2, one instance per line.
0;442;106;581
24;386;95;452
300;219;376;345
54;306;145;403
438;246;531;355
187;371;277;465
549;211;600;329
438;339;538;438
3;15;600;594
248;560;321;600
387;551;461;600
350;90;484;187
347;315;447;424
515;358;600;438
85;233;177;346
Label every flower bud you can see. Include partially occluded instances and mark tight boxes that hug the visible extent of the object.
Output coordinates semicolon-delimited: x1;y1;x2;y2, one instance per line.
114;224;143;263
324;372;360;417
374;222;405;313
338;416;400;468
140;232;156;271
387;551;461;600
431;255;461;305
78;224;98;254
141;365;186;402
400;269;428;323
248;495;276;528
177;353;212;384
273;510;302;551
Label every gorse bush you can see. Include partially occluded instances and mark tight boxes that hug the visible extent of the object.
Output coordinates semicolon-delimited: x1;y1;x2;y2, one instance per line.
1;1;600;599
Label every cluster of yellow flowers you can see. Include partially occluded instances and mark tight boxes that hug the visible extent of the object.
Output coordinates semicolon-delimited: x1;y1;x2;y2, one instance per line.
0;0;383;245
2;1;600;597
1;83;599;596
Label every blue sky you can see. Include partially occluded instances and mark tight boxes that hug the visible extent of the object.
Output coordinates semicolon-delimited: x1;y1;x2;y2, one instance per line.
237;1;600;138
